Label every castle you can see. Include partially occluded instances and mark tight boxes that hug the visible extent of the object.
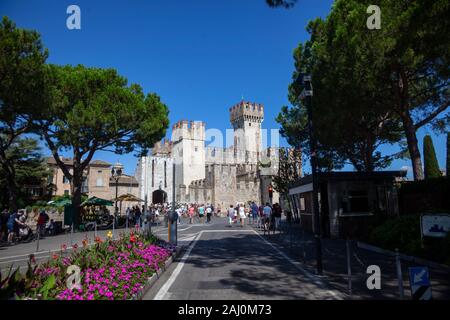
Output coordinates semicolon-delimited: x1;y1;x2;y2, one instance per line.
134;101;280;210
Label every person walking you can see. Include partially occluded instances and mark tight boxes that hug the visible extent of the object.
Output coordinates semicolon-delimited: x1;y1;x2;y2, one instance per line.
250;201;258;225
37;209;48;237
263;202;272;232
188;204;195;224
238;203;246;227
273;203;282;231
227;205;234;227
206;204;212;224
7;211;24;244
198;204;205;224
258;204;264;229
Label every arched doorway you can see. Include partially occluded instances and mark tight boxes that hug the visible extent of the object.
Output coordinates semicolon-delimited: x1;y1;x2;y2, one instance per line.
152;189;167;204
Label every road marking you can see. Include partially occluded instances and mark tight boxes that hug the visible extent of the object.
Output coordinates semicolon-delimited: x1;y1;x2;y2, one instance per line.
251;229;342;300
153;229;250;300
153;231;202;300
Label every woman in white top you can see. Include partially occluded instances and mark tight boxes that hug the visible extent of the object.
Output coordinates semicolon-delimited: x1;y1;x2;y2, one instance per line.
238;203;246;227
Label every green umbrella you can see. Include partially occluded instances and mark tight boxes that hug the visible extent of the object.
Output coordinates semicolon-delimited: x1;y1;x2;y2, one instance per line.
47;198;72;207
81;196;114;207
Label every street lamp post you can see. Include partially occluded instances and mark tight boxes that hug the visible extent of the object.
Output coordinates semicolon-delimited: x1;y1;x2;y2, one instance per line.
296;73;323;275
111;162;123;239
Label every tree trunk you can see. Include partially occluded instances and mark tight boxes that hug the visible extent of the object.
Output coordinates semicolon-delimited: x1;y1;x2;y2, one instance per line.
7;174;18;211
71;159;83;227
401;112;424;180
0;154;18;211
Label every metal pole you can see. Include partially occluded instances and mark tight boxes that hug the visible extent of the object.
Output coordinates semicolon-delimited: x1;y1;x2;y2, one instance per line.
306;84;323;275
36;225;40;252
169;162;177;245
395;248;404;300
113;180;118;239
346;239;352;297
302;227;306;263
70;223;73;246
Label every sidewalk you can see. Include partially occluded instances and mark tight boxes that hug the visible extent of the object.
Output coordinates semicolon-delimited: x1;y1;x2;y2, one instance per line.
250;220;450;300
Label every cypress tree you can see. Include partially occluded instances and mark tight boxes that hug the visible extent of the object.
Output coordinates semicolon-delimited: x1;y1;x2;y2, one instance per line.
446;132;450;178
423;135;441;179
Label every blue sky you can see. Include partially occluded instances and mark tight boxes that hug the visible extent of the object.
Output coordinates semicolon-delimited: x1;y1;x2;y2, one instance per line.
1;0;447;177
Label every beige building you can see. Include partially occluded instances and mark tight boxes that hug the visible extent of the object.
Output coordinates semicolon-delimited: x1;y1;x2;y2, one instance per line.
47;157;140;212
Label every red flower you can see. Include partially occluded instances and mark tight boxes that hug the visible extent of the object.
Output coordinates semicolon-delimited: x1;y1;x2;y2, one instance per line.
129;232;136;243
73;243;78;250
52;253;59;260
82;238;89;247
29;254;36;264
61;244;67;251
95;236;103;244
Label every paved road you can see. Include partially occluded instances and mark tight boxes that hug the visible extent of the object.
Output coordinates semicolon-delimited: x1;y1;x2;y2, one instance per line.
144;218;344;300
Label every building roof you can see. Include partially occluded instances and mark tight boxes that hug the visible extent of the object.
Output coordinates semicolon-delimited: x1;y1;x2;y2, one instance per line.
47;157;111;167
289;171;407;189
109;174;139;186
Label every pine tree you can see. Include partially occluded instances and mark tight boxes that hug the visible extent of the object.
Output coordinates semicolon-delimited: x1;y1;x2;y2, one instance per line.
423;135;441;179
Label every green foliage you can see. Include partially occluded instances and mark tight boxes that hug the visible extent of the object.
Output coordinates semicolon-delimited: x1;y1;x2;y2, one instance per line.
369;213;450;264
272;147;302;194
278;0;450;178
423;135;441;179
370;214;422;253
446;133;450;177
0;16;49;210
36;64;169;225
0;137;49;209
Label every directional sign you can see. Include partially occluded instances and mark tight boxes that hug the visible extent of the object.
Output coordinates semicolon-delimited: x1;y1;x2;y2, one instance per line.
408;267;432;300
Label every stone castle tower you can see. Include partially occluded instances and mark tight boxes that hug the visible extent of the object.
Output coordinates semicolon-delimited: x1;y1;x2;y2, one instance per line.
230;101;264;163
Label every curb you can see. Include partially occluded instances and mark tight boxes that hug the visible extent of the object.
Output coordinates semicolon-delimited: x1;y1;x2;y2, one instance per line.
357;241;450;272
133;246;183;300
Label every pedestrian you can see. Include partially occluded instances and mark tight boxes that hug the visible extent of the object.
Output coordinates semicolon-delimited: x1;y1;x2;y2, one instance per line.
7;211;24;244
37;209;48;237
250;201;258;225
273;203;282;231
206;204;212;223
198;204;205;224
135;206;142;227
239;203;246;227
263;202;272;231
258;204;264;229
188;204;195;224
227;205;234;227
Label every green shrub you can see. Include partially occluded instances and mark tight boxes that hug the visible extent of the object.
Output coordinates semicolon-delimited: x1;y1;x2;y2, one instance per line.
370;213;450;265
369;214;422;254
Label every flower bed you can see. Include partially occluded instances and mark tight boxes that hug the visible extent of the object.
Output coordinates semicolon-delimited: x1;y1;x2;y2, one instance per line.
0;231;175;300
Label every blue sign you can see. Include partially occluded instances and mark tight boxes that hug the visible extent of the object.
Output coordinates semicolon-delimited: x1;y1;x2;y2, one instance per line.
409;267;430;286
409;267;432;300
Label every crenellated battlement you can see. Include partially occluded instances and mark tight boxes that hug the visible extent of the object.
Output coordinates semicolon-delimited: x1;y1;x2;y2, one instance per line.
171;120;206;141
229;101;264;124
152;138;172;156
